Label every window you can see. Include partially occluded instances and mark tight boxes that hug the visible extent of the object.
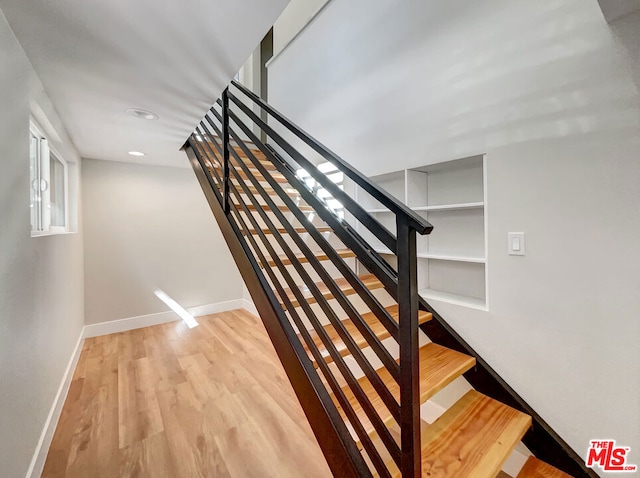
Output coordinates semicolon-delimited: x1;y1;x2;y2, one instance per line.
30;122;69;235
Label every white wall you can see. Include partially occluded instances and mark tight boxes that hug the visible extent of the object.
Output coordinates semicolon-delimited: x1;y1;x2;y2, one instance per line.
272;0;330;57
82;159;243;325
0;8;85;478
268;0;640;473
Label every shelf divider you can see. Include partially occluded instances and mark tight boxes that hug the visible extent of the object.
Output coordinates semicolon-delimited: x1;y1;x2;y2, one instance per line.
417;253;485;263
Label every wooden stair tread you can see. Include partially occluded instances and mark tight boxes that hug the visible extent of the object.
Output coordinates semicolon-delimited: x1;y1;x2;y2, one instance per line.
279;273;384;309
202;141;273;168
267;249;355;267
334;343;475;439
230;146;273;167
517;457;572;478
407;390;532;478
232;183;299;197
245;226;332;235
237;203;314;213
202;148;273;172
209;164;289;184
301;305;432;367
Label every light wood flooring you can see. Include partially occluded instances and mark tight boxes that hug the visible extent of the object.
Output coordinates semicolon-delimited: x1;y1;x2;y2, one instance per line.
42;309;332;478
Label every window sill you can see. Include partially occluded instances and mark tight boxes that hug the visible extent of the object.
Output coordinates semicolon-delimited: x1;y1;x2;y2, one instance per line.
31;230;77;238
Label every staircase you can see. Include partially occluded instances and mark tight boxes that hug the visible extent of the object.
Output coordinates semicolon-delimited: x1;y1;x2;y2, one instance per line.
183;81;594;478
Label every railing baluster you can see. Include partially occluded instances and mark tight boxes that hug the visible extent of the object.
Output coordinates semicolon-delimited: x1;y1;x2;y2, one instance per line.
222;87;230;215
397;217;421;477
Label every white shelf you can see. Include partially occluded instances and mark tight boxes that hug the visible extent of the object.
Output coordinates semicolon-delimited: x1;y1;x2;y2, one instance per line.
411;202;484;212
417;253;485;263
356;155;488;310
365;208;391;213
420;288;487;311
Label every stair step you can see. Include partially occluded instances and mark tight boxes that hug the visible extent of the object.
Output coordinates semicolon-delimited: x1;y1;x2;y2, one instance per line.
245;226;332;236
202;141;275;169
237;203;314;213
232;183;299;197
334;343;475;439
230;148;277;170
267;249;356;267
301;305;433;367
209;163;289;184
517;457;572;478
404;390;531;478
279;273;384;309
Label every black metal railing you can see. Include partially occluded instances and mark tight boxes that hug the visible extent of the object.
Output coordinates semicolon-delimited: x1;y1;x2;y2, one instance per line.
184;78;600;478
186;80;432;477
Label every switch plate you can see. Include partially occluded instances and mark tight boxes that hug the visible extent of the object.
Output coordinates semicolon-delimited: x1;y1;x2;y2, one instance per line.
508;232;525;256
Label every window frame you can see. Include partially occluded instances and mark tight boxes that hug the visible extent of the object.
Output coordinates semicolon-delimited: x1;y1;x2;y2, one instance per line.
30;120;70;237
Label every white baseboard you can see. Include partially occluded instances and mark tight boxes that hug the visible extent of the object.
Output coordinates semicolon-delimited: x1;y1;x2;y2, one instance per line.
188;299;245;317
83;310;179;338
83;299;248;339
25;331;84;478
242;299;258;316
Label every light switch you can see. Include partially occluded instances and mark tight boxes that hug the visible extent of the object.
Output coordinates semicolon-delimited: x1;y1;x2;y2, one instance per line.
508;232;525;256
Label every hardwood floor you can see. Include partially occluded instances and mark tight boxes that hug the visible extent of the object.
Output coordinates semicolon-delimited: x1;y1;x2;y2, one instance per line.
42;309;332;478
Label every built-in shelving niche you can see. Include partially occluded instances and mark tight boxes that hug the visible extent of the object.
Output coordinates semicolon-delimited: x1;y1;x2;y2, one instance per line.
353;155;488;310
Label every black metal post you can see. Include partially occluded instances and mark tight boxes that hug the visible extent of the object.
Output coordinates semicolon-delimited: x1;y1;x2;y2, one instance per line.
222;87;230;215
397;217;420;477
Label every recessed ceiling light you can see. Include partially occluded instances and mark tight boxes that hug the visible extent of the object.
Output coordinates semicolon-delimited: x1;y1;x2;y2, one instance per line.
128;151;146;157
126;108;159;120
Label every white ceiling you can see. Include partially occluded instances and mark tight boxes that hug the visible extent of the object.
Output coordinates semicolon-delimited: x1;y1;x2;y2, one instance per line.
0;0;288;167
